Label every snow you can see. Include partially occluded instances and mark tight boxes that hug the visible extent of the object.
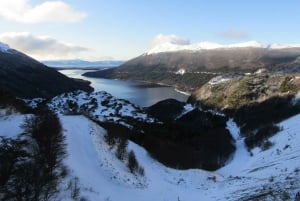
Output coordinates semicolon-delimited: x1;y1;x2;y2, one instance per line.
48;90;154;125
147;40;300;54
0;42;10;52
175;68;186;75
219;119;250;175
175;103;194;119
270;43;300;49
0;112;27;138
1;103;300;200
59;115;222;201
58;113;300;201
208;75;232;85
292;90;300;105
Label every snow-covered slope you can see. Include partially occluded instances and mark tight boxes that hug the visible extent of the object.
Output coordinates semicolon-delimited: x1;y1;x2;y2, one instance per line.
58;115;223;201
48;90;154;125
1;105;300;200
147;41;300;55
57;113;300;201
0;110;27;138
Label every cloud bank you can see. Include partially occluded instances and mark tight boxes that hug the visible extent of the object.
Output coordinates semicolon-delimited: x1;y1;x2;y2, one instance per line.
150;34;190;47
0;0;86;23
0;32;91;60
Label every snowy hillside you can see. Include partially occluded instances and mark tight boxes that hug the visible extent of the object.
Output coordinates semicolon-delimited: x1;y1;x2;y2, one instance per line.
48;90;155;125
0;110;27;138
1;103;300;200
54;113;300;201
147;40;300;54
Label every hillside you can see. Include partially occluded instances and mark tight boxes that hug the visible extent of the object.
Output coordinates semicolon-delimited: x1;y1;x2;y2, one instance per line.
191;73;300;109
1;104;300;200
0;42;93;99
83;45;300;92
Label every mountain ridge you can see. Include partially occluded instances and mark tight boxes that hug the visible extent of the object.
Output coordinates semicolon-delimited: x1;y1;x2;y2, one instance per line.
0;43;93;99
83;47;300;92
147;40;300;54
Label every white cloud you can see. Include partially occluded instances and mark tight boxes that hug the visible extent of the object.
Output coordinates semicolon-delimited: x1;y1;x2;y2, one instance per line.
0;32;93;60
0;0;86;23
150;34;190;47
218;30;249;40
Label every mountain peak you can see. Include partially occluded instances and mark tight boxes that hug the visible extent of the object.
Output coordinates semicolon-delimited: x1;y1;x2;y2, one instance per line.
147;41;300;55
0;42;10;52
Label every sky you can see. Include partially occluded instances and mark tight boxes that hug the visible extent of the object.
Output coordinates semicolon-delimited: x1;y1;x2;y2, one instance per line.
1;0;300;61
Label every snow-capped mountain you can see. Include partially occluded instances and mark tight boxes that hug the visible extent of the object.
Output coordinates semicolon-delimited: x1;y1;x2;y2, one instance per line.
85;44;300;93
147;40;300;54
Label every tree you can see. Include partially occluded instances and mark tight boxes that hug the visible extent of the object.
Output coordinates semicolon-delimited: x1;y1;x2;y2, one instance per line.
115;138;128;161
127;151;138;174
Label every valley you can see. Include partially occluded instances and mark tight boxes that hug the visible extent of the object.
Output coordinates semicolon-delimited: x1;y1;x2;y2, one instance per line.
1;41;300;201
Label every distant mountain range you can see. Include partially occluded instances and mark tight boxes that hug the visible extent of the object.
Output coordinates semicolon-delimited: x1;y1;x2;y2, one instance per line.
42;59;124;69
0;42;93;99
84;42;300;92
147;40;300;54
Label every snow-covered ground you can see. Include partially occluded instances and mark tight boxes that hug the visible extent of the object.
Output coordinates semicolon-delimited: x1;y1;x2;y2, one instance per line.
1;109;300;200
0;111;27;138
58;114;300;201
48;90;154;125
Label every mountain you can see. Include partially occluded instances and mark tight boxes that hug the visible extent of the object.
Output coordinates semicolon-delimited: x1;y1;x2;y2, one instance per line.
83;41;300;92
146;40;300;54
0;42;93;99
42;59;124;69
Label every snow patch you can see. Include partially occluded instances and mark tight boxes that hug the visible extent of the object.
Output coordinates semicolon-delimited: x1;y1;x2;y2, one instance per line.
292;90;300;105
209;75;232;85
175;68;185;75
0;113;27;138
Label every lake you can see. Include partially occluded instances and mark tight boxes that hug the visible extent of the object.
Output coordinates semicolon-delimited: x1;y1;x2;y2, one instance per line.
59;69;188;107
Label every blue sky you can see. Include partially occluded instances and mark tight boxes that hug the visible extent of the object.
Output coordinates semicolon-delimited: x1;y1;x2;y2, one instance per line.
0;0;300;60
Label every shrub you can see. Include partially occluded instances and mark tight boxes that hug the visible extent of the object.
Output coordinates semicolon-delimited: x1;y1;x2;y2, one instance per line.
127;150;145;176
115;138;128;161
127;151;138;173
261;140;274;151
245;124;280;150
0;107;67;201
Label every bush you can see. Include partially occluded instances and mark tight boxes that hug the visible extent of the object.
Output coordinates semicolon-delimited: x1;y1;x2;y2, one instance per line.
0;107;67;201
115;138;128;161
261;140;274;151
228;95;299;136
127;151;138;173
127;151;144;176
245;124;280;150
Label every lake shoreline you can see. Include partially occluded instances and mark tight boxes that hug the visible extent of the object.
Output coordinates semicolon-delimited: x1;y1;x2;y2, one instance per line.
59;69;188;107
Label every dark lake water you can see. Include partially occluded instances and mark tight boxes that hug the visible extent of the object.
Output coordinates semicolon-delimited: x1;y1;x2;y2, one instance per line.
59;69;188;107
